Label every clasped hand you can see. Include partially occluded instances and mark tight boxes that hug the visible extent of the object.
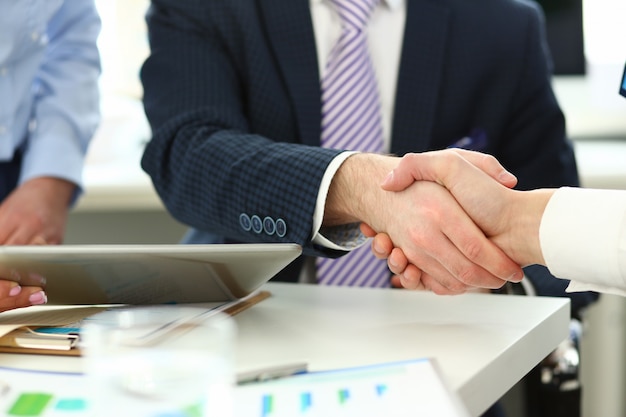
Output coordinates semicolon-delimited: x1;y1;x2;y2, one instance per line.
361;149;547;294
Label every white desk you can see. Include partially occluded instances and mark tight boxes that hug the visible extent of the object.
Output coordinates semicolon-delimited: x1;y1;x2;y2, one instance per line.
0;283;570;417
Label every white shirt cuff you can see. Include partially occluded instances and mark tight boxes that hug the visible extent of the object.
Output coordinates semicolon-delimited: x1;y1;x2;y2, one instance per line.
312;151;367;250
540;187;626;293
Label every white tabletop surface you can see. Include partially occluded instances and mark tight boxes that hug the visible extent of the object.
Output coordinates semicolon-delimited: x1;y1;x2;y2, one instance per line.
0;282;569;416
235;283;569;417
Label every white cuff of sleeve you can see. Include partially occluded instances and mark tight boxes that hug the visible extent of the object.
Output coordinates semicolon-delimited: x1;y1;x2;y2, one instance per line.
540;187;626;292
566;280;626;297
311;151;365;250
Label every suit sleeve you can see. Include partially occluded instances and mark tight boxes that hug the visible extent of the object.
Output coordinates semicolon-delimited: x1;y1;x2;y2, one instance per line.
140;1;341;256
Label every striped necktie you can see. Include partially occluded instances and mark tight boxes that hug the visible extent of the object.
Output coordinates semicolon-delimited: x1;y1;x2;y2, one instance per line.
316;0;390;287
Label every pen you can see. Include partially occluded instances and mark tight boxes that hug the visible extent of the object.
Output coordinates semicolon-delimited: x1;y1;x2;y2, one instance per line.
236;362;308;385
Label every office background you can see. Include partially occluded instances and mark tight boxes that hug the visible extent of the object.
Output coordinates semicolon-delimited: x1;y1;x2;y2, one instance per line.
67;1;626;416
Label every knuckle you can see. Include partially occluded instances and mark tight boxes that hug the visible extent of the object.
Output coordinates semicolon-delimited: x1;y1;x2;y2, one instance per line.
448;280;469;294
482;153;498;166
407;232;427;249
404;153;419;164
456;265;481;285
462;239;484;262
429;273;468;294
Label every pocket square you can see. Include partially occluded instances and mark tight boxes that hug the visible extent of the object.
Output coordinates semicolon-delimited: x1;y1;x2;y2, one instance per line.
448;128;487;151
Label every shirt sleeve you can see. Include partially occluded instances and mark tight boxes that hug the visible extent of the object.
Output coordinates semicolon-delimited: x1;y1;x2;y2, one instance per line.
312;152;370;251
19;0;101;201
540;187;626;295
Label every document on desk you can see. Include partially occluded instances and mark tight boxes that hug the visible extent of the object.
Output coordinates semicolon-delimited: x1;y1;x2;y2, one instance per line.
237;358;471;417
0;306;107;353
0;290;270;356
0;358;470;417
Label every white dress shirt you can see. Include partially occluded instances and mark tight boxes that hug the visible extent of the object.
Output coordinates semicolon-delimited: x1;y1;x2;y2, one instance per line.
541;187;626;296
310;0;405;250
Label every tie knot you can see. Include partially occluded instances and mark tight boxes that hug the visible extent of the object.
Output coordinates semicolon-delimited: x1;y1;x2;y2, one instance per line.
330;0;380;31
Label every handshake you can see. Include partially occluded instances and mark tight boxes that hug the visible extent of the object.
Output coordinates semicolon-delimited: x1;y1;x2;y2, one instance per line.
350;149;555;294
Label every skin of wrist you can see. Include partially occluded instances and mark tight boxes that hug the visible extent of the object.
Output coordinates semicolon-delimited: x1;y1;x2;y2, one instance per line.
323;153;398;228
504;189;554;267
28;177;75;207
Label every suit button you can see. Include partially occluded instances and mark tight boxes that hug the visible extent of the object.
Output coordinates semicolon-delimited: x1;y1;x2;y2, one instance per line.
239;213;251;231
251;215;263;234
263;217;276;235
275;218;287;237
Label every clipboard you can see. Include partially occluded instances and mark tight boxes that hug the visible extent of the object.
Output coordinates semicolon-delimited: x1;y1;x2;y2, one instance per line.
0;290;271;357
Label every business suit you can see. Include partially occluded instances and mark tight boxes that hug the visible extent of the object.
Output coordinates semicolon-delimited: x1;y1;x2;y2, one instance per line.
141;0;596;311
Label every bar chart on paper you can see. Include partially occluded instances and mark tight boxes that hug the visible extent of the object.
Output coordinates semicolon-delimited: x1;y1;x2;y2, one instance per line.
235;358;471;417
0;368;87;417
0;359;470;417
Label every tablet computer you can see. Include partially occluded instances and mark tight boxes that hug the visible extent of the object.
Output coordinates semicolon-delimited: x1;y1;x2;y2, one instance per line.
0;243;301;305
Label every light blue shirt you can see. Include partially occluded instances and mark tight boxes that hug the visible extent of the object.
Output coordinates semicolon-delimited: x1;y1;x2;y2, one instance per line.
0;0;101;193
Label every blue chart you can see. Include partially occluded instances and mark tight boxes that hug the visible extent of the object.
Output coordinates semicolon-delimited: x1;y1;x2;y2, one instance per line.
256;384;387;416
235;359;470;417
0;359;469;417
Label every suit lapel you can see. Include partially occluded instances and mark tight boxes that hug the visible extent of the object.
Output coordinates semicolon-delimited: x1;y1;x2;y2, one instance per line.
259;0;322;146
390;0;450;155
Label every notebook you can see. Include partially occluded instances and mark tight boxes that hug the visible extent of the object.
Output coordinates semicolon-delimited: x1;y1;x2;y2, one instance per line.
0;243;301;305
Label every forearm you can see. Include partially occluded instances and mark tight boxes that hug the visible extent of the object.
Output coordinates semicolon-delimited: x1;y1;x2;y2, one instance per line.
323;153;397;227
503;189;553;267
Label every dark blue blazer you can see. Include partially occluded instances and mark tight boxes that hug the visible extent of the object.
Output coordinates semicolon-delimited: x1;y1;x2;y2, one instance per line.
140;0;596;312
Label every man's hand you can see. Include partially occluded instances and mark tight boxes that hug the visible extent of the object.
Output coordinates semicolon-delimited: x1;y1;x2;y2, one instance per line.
323;152;523;295
366;150;553;288
0;177;75;245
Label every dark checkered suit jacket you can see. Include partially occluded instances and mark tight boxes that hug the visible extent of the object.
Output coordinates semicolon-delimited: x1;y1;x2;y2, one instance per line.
140;0;597;312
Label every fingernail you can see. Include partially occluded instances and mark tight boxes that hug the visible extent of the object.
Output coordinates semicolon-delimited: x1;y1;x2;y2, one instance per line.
9;285;22;297
508;272;523;282
373;240;384;255
29;291;48;305
381;170;394;186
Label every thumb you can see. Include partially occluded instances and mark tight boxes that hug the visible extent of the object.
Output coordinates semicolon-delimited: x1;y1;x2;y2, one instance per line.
380;155;423;192
381;150;517;192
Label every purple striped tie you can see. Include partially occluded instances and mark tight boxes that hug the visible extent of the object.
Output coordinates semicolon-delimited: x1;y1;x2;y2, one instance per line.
317;0;390;288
